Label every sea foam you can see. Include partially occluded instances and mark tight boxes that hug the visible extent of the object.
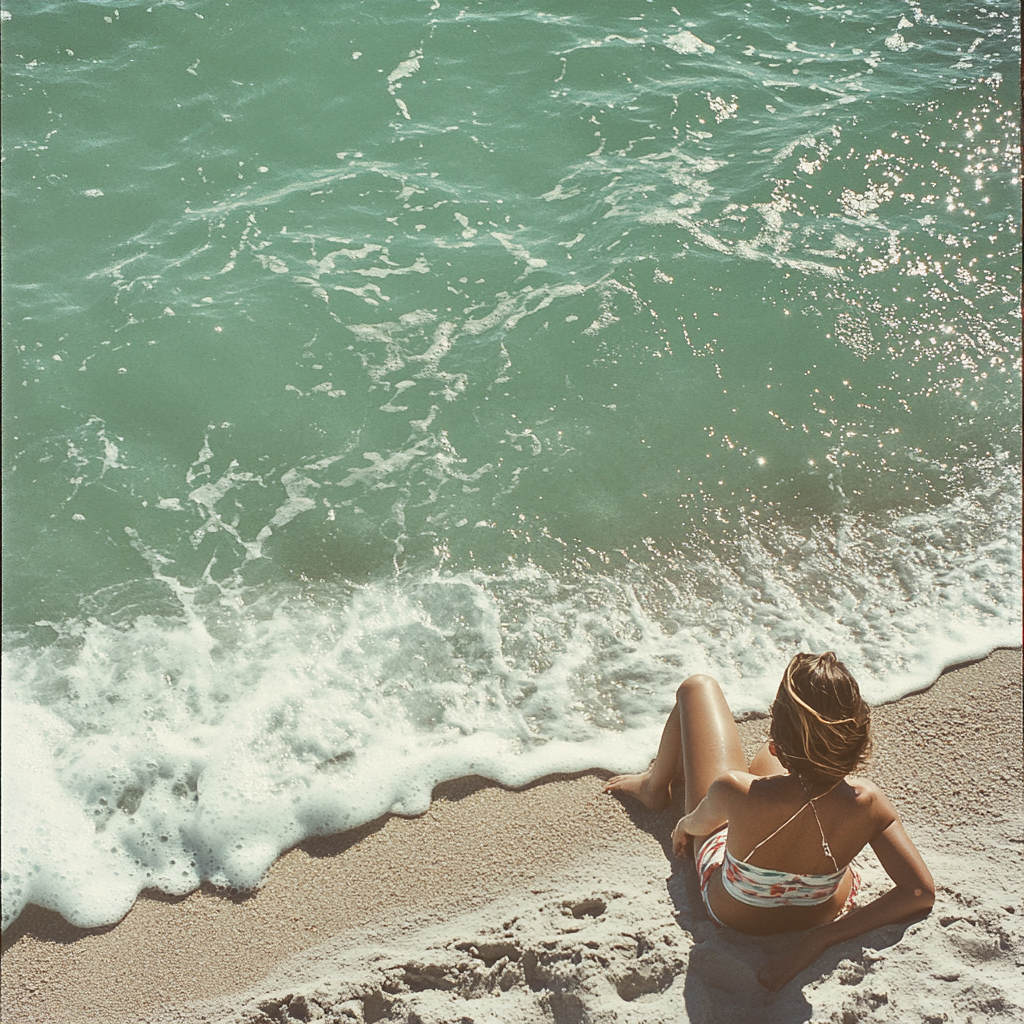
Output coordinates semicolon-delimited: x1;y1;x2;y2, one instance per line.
2;467;1019;931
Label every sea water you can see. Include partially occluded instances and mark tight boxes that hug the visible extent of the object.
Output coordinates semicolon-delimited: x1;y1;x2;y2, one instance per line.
1;0;1019;931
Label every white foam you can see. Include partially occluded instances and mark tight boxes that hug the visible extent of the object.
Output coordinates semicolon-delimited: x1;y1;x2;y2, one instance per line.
2;466;1020;931
665;31;715;56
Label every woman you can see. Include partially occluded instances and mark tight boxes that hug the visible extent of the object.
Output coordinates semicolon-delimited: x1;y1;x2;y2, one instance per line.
604;652;934;992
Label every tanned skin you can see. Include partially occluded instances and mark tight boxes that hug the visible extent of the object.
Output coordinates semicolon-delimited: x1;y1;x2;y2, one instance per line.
604;674;934;992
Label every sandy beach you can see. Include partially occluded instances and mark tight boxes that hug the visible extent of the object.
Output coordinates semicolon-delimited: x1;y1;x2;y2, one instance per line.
2;647;1021;1024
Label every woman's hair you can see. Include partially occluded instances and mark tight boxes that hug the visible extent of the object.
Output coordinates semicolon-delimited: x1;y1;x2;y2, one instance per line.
769;652;871;780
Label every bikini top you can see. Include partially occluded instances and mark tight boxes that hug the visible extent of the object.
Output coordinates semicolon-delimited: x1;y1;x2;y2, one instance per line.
721;778;848;909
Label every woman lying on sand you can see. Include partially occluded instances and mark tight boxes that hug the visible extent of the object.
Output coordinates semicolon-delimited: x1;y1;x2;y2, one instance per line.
604;652;935;992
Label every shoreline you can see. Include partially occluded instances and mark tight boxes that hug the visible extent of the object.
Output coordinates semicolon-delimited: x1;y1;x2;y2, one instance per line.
2;647;1021;1024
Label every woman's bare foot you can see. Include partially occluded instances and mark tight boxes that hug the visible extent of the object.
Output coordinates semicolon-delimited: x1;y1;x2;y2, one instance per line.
603;771;672;810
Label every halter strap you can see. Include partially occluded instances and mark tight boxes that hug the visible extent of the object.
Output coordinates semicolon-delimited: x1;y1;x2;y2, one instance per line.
742;777;842;872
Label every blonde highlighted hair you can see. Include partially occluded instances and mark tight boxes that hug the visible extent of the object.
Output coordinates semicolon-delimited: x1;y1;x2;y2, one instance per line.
769;652;871;780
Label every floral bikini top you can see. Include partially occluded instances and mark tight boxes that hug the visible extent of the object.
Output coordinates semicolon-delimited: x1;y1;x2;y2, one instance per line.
721;779;848;908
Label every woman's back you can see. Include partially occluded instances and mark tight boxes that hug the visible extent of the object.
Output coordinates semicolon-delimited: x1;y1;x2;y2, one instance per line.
725;773;884;877
702;769;896;934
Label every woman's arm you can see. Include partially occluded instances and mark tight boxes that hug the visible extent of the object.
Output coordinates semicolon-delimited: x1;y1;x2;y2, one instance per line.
671;771;749;856
758;815;935;992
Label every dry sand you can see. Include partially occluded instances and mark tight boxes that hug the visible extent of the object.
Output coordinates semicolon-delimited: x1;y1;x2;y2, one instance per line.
2;647;1021;1024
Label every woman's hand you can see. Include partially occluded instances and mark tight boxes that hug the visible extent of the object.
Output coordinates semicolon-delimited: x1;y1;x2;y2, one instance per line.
757;940;821;992
671;815;693;857
669;778;742;858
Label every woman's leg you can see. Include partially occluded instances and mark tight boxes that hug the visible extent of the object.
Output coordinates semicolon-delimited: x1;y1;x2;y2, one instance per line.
748;741;787;778
602;702;684;810
603;674;746;813
674;674;747;813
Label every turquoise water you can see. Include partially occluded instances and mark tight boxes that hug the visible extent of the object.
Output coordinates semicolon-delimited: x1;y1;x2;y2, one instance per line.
2;0;1020;930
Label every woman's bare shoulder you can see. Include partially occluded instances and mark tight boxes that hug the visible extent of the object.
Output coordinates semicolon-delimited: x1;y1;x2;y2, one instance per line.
844;775;899;821
711;769;761;798
714;769;759;788
730;770;791;800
